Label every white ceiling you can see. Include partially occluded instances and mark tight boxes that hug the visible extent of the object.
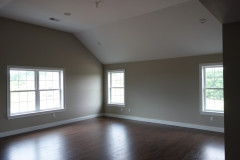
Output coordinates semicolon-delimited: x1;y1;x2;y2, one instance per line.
0;0;222;64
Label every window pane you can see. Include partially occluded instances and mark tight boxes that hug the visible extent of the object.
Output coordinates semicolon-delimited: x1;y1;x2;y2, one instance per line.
8;67;64;117
214;77;223;88
53;72;59;80
19;102;28;112
46;81;52;89
10;70;18;81
19;71;27;80
10;70;35;91
10;91;36;115
53;80;59;89
19;92;28;102
111;72;124;87
11;92;19;103
27;81;35;90
111;88;124;104
10;81;18;91
40;90;60;110
202;64;224;113
205;89;224;112
39;71;59;90
46;72;53;80
108;70;125;105
28;101;35;111
205;67;223;88
39;80;46;90
215;67;223;78
39;72;46;80
19;80;27;90
27;71;34;80
11;102;19;114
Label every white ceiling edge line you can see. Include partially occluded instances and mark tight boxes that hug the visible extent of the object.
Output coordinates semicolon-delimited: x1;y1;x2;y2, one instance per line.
100;53;223;65
74;0;222;64
74;0;196;33
0;0;197;34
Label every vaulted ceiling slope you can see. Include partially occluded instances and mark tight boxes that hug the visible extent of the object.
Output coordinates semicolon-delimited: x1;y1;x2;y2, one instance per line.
0;0;222;64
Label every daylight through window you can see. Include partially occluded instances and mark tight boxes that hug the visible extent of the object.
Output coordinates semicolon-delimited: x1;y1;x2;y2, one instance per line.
108;70;125;106
8;66;64;118
201;63;224;114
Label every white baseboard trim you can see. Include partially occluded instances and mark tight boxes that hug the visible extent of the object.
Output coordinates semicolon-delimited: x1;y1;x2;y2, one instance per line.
0;114;102;138
0;113;224;138
103;113;224;133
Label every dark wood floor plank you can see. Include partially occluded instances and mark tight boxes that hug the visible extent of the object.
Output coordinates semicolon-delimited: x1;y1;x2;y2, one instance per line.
0;117;224;160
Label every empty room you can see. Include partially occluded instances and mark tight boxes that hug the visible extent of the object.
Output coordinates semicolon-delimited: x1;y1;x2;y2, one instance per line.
0;0;239;160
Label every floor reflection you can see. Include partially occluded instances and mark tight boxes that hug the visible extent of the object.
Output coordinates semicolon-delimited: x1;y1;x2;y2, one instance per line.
7;133;66;160
0;118;224;160
202;144;225;160
106;123;132;160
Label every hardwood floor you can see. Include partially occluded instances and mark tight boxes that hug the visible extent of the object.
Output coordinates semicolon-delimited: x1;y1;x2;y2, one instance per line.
0;117;224;160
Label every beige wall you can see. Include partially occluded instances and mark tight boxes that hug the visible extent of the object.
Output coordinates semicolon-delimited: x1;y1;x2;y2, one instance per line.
0;17;224;134
104;54;224;128
0;18;103;132
223;22;240;160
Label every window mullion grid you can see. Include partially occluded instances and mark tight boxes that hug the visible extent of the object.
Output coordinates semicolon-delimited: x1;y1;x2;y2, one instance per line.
114;86;124;104
10;90;36;92
202;65;223;113
205;88;223;90
35;70;40;111
107;70;125;105
8;67;65;118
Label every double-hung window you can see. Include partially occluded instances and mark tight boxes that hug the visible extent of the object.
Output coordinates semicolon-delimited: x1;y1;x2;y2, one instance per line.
107;70;125;106
7;66;64;118
200;63;224;115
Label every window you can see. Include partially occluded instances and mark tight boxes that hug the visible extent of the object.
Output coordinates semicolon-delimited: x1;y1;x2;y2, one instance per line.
107;70;125;106
7;66;64;118
200;63;224;115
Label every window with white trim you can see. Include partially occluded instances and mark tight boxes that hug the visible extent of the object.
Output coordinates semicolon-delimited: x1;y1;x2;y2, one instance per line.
200;63;224;114
7;66;64;118
107;70;125;106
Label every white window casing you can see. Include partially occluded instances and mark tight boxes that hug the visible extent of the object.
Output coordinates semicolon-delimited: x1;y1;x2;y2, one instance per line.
200;63;224;116
107;69;125;106
7;66;65;119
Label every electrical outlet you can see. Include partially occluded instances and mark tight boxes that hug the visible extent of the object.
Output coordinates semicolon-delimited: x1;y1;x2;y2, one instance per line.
210;116;213;121
52;113;56;118
121;108;123;111
128;108;131;112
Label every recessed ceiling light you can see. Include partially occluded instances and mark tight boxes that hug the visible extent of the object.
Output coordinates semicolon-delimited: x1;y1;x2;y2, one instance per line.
200;18;208;24
64;12;72;16
49;17;60;22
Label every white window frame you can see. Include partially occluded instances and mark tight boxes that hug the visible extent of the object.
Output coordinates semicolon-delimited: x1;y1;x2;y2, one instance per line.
200;63;224;116
107;69;125;107
7;66;65;119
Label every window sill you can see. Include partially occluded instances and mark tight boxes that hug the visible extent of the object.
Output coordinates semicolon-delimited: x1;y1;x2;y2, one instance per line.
8;108;65;119
107;104;125;107
200;111;224;116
